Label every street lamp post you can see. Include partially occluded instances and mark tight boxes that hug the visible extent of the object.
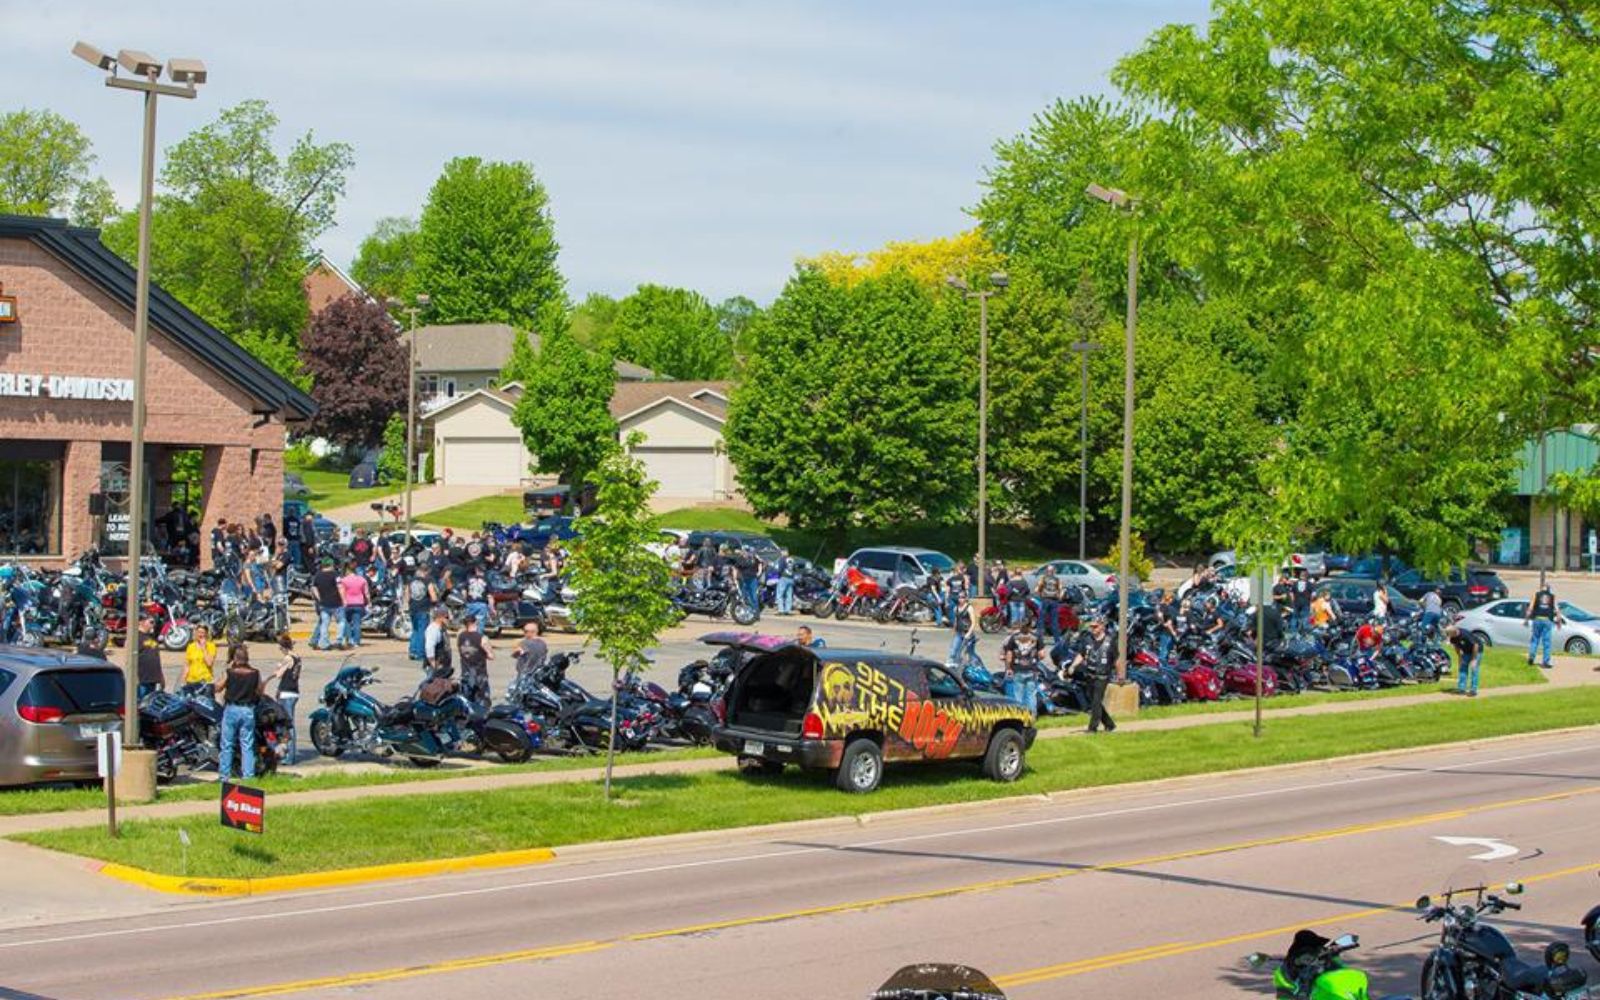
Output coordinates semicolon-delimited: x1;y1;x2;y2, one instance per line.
74;42;205;750
389;295;431;538
946;274;1008;597
1086;182;1138;683
1069;339;1102;561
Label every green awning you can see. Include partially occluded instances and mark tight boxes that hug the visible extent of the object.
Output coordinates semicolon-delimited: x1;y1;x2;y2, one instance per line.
1513;428;1600;495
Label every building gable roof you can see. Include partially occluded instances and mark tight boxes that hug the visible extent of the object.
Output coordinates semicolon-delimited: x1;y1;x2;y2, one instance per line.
422;385;519;422
1;214;316;420
402;323;656;380
610;381;730;424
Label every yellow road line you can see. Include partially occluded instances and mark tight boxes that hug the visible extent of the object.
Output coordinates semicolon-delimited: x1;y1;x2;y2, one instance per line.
157;785;1600;1000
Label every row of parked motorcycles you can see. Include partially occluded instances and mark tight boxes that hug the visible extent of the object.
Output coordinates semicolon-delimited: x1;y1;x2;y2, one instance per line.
305;635;749;767
1251;881;1600;999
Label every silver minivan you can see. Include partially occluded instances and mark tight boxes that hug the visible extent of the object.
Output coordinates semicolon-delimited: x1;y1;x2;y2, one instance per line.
0;647;124;787
844;546;957;590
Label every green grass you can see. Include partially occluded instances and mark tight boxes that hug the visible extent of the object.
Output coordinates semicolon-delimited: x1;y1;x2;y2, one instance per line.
1038;647;1545;728
286;456;394;513
424;495;524;531
0;746;720;817
21;686;1600;878
656;507;1065;564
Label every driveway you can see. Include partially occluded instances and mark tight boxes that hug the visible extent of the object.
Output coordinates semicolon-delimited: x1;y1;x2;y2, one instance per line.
319;484;513;525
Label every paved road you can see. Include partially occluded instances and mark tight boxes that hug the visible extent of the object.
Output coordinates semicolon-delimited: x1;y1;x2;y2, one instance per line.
3;730;1597;999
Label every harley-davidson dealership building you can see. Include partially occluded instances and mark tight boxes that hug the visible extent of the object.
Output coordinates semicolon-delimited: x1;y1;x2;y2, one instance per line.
0;215;315;568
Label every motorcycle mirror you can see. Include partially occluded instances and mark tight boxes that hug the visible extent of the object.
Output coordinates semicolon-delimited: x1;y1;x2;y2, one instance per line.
1504;882;1524;896
1416;895;1432;911
1332;934;1358;951
1245;952;1270;970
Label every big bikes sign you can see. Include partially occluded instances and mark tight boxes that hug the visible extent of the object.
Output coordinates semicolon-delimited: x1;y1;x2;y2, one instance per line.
220;782;265;834
0;373;134;402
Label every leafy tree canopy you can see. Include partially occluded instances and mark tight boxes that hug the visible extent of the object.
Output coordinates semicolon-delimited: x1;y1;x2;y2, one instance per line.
299;293;409;451
349;216;418;302
0;108;118;226
510;326;617;487
804;230;1004;290
600;284;732;380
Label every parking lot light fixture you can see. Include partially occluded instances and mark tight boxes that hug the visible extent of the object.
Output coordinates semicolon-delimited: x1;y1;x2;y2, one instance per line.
390;295;432;537
947;273;1007;598
74;40;204;748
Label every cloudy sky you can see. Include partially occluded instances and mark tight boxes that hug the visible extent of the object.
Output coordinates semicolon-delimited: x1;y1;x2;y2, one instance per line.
5;0;1205;302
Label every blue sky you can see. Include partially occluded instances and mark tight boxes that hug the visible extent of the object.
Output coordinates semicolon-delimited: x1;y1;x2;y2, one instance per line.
4;0;1206;302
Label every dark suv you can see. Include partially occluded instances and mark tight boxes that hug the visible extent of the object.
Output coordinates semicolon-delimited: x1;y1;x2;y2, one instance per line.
1388;567;1508;614
714;642;1035;792
1319;577;1421;617
684;530;783;564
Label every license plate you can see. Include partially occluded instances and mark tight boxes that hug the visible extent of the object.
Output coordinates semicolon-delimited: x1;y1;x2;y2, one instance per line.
78;721;119;739
742;740;765;756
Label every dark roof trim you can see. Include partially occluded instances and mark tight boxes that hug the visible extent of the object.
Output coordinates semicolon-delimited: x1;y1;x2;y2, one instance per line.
0;214;317;421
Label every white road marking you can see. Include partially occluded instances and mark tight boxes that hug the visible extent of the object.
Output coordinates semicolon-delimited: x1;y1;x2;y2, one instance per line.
1434;836;1521;861
1;737;1592;950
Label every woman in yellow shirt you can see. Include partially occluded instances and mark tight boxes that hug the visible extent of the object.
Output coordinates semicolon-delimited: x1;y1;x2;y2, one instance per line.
183;626;218;686
1309;590;1336;629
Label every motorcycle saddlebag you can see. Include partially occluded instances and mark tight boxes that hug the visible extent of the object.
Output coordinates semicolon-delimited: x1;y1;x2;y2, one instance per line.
142;691;192;724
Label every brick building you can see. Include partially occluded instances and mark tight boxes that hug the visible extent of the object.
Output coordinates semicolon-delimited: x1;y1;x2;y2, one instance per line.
0;215;315;568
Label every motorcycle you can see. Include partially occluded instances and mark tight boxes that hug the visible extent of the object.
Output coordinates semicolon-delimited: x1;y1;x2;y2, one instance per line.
146;684;291;781
1418;882;1590;1000
307;661;460;767
670;580;759;626
1246;930;1376;1000
872;964;1006;1000
874;583;940;624
1584;874;1600;964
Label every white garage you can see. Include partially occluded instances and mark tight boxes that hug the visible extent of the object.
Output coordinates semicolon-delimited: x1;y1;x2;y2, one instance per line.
442;438;526;486
425;389;532;488
633;447;718;496
611;382;735;502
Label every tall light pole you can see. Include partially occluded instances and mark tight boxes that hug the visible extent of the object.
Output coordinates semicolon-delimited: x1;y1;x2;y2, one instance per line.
390;294;431;538
1070;339;1102;560
947;273;1008;597
1086;182;1138;683
74;42;205;749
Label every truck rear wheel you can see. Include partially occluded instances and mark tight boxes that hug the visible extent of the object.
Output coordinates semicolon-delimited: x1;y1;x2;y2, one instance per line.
835;738;882;793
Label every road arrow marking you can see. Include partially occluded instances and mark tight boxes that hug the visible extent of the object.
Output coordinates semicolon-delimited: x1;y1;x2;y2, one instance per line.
1434;836;1519;861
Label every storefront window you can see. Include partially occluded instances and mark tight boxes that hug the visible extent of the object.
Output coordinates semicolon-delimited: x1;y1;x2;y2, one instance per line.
0;457;62;556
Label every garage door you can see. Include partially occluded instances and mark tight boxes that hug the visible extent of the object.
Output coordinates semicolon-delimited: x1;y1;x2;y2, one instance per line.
633;447;716;498
441;438;524;486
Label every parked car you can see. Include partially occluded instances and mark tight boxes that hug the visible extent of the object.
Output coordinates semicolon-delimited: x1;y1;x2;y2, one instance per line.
0;648;124;787
523;483;598;518
1318;577;1420;617
501;516;581;552
1342;555;1410;580
714;640;1035;792
685;530;785;565
1208;548;1327;578
845;546;957;591
1453;599;1600;656
1021;559;1120;600
1388;567;1508;614
283;472;311;499
646;528;692;559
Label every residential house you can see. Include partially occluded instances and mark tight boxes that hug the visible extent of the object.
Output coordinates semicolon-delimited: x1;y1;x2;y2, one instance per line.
402;323;653;414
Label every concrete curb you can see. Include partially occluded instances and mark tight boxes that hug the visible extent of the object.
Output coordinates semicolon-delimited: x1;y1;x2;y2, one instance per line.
96;846;556;896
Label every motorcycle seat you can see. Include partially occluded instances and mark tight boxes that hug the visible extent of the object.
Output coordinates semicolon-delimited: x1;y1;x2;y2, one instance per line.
1501;958;1549;992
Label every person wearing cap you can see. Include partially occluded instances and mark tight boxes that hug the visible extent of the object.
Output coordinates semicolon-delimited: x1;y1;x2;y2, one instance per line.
135;617;164;699
1446;625;1483;696
1066;617;1118;733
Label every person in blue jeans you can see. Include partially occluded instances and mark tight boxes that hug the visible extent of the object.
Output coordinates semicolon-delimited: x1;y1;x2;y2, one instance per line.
774;551;795;615
946;594;977;668
406;566;434;661
1523;583;1563;668
1447;626;1483;696
214;645;279;781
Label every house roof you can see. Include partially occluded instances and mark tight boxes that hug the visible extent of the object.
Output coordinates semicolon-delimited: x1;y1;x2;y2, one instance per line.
1;214;316;420
421;385;520;422
401;323;655;380
610;381;731;424
302;252;374;314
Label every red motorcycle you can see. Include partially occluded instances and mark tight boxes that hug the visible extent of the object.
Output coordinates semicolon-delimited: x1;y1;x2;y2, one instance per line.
101;584;195;652
831;567;885;620
980;596;1079;635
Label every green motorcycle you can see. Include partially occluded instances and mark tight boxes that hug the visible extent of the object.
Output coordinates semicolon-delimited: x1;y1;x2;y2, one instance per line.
1248;930;1403;1000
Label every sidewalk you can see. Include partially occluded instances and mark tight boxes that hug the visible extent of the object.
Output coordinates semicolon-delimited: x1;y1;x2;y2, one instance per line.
2;655;1590;838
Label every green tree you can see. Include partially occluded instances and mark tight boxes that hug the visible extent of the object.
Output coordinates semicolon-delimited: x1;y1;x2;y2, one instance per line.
727;269;973;539
498;328;539;385
602;284;732;379
414;157;566;330
510;327;617;486
101;100;353;383
377;412;407;483
569;292;620;349
0;108;118;225
350;216;418;301
567;433;679;798
714;295;762;362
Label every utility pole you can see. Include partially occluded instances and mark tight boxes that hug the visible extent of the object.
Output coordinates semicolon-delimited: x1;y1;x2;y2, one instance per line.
946;273;1009;597
390;295;431;538
1070;340;1102;561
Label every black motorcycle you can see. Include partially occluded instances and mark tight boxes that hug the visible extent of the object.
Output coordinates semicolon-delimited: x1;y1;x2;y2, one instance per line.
670;580;759;626
1418;882;1589;1000
143;684;291;781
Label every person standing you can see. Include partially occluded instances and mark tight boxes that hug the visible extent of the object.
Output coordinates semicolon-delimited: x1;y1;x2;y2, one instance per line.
513;621;548;678
1156;590;1180;668
406;564;433;661
1370;582;1391;621
1419;586;1444;638
1446;626;1483;696
457;614;493;709
463;564;493;629
136;617;164;699
774;549;795;616
283;509;302;569
310;558;342;651
946;564;968;630
1290;569;1313;630
259;512;277;554
300;511;319;572
214;645;275;782
1036;565;1064;642
338;562;370;649
1524;582;1563;668
273;633;302;763
183;625;218;688
423;606;452;676
946;593;977;669
1068;617;1118;733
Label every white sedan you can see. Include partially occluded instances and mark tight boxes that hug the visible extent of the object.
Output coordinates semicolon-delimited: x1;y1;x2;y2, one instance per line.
1453;599;1600;656
1023;559;1120;600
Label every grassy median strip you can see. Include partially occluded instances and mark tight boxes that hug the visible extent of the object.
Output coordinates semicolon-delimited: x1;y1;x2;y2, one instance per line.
17;685;1600;879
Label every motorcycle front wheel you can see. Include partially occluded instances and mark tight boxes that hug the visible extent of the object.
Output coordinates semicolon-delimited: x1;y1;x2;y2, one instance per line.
389;613;413;641
162;624;193;652
731;601;759;626
810;596;835;618
310;717;341;758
